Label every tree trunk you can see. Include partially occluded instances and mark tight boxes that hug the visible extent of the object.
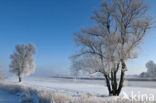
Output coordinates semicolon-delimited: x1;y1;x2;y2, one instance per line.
117;60;126;96
104;74;112;95
114;71;117;92
19;76;22;82
111;72;115;95
108;63;120;96
111;71;118;96
103;61;125;96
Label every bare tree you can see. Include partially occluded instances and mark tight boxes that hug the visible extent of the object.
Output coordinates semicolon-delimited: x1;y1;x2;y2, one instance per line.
9;43;37;82
71;0;152;96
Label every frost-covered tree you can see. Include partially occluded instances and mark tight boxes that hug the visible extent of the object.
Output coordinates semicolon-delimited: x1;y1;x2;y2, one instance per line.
70;59;81;79
146;60;156;77
9;43;37;82
71;0;152;96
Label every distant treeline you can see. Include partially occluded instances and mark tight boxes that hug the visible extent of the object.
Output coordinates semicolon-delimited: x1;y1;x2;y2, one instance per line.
51;76;156;81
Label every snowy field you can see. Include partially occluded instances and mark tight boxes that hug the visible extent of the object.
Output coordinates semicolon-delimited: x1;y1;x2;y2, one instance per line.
0;77;156;103
22;77;156;96
0;90;19;103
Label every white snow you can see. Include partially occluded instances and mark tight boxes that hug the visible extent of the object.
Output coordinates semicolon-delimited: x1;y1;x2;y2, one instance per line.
22;77;156;99
1;77;156;103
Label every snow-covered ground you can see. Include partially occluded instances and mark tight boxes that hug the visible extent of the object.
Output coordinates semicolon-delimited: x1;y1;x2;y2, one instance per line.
1;77;156;103
24;77;156;101
0;90;19;103
22;77;156;95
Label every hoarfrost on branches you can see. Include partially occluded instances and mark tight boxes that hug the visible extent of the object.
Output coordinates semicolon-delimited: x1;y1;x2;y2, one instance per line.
9;43;37;82
71;0;152;96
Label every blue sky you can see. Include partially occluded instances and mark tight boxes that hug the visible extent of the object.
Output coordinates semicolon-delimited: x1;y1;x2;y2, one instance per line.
0;0;156;77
